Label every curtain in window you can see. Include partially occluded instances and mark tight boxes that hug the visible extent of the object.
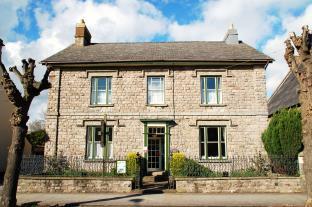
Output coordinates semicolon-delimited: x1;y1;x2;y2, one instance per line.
148;77;164;104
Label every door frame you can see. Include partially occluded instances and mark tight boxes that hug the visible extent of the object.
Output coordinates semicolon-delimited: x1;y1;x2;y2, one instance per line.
141;120;171;172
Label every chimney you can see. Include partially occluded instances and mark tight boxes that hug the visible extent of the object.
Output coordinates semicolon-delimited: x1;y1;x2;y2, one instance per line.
223;24;239;44
75;19;91;46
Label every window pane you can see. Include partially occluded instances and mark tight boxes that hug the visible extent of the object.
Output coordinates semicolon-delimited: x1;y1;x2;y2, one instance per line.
217;77;221;89
107;90;112;104
200;143;205;157
221;143;226;157
87;127;93;159
95;128;101;141
199;127;205;142
91;78;96;91
108;127;113;142
98;78;106;90
107;78;112;90
107;142;113;159
148;90;164;104
217;90;222;104
207;128;218;141
208;90;217;104
207;143;218;157
97;91;106;104
91;91;97;105
221;127;225;141
94;142;103;158
207;77;215;89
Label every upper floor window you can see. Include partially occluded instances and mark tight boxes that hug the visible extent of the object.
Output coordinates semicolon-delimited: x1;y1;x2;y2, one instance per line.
201;76;222;104
147;77;164;105
91;77;112;105
86;126;113;160
199;126;226;159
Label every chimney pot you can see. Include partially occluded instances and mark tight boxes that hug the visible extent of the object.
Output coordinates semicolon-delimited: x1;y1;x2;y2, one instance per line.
223;24;239;44
75;19;91;46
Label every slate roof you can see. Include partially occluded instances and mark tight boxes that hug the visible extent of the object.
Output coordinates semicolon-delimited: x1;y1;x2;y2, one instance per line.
268;71;300;116
41;41;272;64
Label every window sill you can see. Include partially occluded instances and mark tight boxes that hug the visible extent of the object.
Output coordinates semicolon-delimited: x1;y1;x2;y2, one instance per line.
200;104;227;107
199;158;230;163
84;159;115;162
89;104;114;107
146;104;168;107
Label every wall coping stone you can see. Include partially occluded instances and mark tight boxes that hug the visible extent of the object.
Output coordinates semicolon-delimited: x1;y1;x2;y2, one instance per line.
19;176;134;181
174;176;301;181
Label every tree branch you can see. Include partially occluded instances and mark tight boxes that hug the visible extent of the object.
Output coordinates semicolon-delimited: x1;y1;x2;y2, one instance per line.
8;66;23;81
0;63;24;107
37;65;52;92
301;25;310;54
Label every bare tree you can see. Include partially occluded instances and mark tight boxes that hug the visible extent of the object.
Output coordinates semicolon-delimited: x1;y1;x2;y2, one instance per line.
28;119;45;132
0;39;52;207
284;26;312;206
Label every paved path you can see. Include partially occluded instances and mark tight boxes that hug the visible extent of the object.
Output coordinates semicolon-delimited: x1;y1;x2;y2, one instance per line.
15;192;307;206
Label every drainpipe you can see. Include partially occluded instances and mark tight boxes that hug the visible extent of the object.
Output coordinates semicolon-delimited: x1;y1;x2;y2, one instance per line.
54;69;62;157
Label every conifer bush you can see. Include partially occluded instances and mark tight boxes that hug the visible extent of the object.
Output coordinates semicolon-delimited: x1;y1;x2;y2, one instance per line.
262;108;303;175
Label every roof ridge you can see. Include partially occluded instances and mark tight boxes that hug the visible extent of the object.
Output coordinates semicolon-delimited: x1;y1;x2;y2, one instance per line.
91;41;226;45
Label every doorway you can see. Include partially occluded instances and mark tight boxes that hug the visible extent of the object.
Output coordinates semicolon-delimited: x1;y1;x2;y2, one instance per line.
147;127;165;172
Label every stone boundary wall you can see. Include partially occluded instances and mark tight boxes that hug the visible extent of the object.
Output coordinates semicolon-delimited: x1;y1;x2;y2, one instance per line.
175;177;305;193
18;176;134;193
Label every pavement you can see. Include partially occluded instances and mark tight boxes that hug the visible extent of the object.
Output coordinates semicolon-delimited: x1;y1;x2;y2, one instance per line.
13;192;307;207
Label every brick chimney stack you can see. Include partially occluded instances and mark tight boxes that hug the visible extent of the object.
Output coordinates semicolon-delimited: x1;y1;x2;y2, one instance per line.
75;19;91;46
223;24;239;44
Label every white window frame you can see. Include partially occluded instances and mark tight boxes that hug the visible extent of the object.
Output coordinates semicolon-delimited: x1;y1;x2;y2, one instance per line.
91;76;112;105
147;76;165;105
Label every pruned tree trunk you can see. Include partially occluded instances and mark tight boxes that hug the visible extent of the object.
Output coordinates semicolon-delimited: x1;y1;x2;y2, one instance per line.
284;26;312;207
1;126;27;206
0;39;52;207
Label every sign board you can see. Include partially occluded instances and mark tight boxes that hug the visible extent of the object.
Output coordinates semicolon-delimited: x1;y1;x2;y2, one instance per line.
117;160;126;174
143;146;148;153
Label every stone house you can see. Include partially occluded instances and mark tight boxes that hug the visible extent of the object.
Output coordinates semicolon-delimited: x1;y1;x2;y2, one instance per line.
42;20;272;172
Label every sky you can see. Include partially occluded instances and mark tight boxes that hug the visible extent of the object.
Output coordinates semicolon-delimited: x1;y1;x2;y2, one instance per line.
0;0;311;122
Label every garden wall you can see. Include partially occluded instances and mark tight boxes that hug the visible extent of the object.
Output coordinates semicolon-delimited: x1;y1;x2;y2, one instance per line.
175;177;305;193
18;176;133;193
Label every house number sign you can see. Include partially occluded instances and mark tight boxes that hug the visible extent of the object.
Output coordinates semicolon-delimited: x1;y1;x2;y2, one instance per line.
117;160;126;174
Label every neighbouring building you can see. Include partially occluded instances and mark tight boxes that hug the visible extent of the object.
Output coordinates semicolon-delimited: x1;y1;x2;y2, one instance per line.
42;20;272;172
268;71;300;116
0;88;31;174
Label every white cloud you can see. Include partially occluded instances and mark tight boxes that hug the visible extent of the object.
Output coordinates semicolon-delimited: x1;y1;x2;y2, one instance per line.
263;4;312;97
2;0;169;122
2;0;312;122
0;0;29;41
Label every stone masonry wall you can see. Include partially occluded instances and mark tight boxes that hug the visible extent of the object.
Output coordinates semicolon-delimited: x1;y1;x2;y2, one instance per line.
18;177;133;193
175;177;305;193
45;66;268;158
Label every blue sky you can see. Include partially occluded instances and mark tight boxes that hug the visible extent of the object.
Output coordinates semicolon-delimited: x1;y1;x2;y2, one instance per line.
0;0;311;121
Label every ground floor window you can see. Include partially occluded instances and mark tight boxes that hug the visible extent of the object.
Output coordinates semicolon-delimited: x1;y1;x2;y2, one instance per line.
86;126;113;159
199;126;226;159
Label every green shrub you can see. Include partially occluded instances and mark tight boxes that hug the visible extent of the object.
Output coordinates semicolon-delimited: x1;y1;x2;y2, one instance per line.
231;168;266;177
181;159;219;177
262;108;303;175
170;152;186;176
126;152;137;176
